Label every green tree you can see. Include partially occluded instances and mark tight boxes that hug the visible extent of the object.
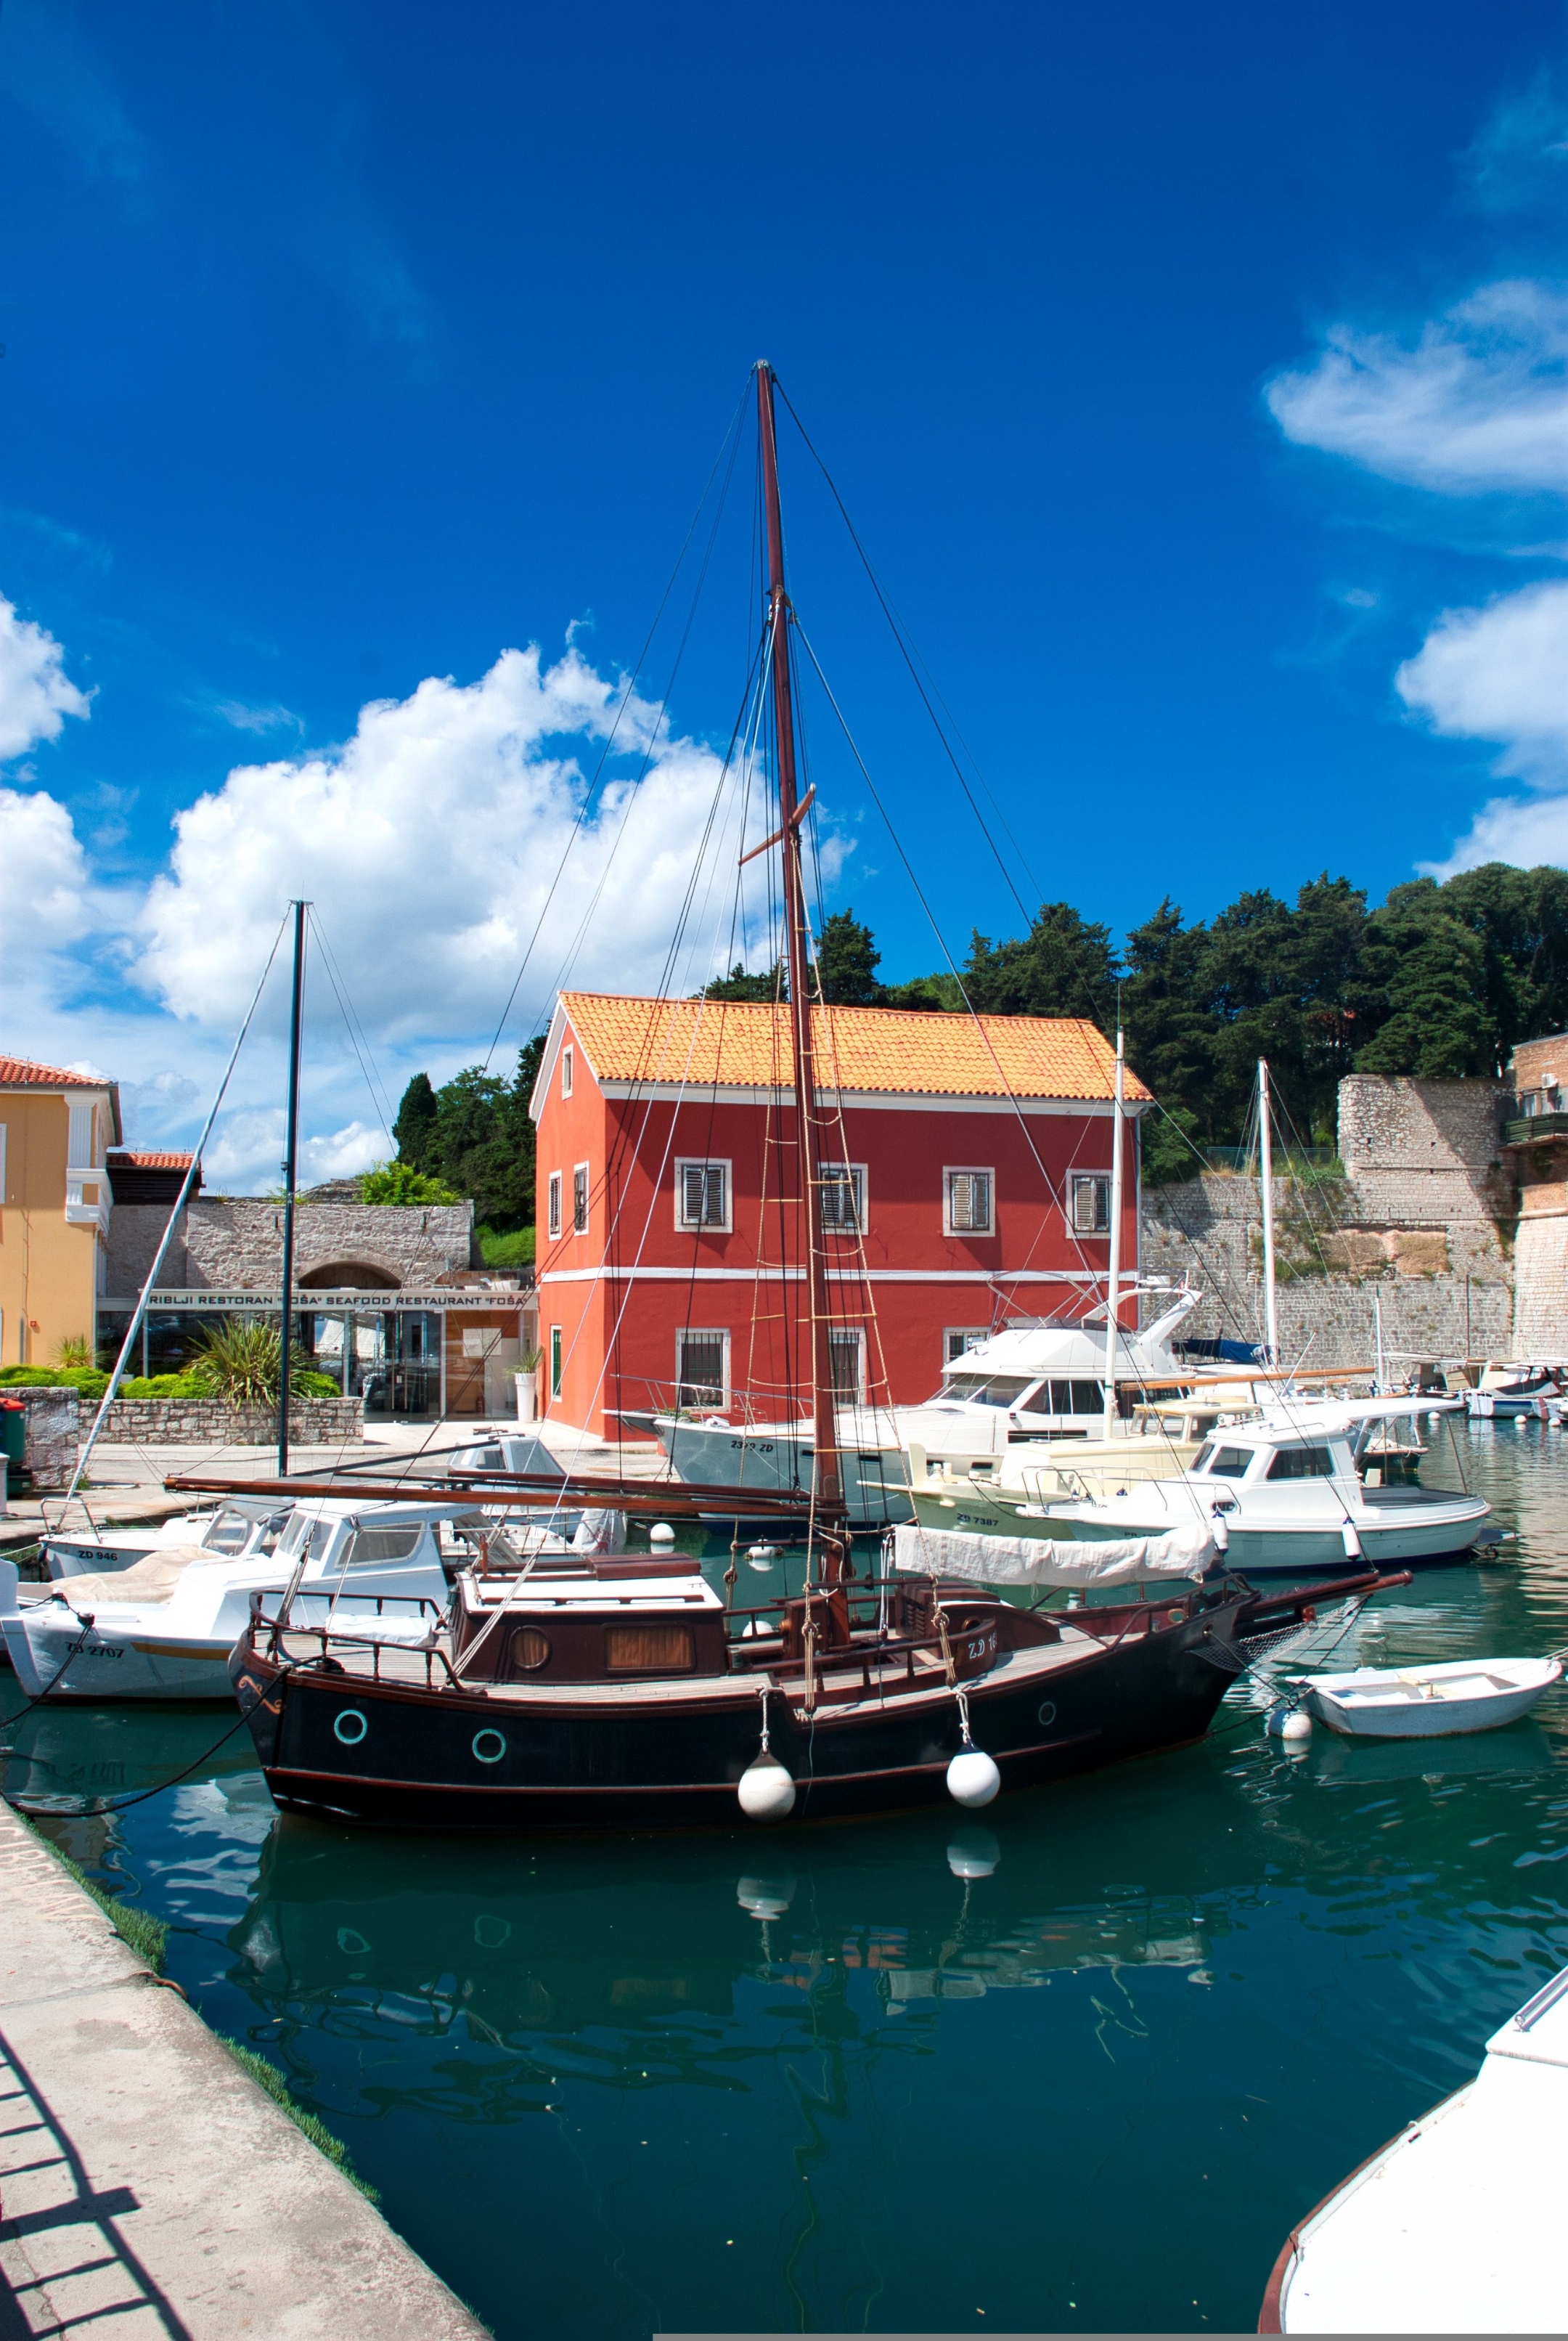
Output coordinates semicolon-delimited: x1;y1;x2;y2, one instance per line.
392;1072;439;1170
702;961;786;1001
963;900;1119;1027
813;908;882;1004
1355;881;1494;1078
1122;900;1218;1133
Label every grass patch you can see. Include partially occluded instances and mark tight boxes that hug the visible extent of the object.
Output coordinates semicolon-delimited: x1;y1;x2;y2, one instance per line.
221;2040;381;2203
477;1222;534;1269
20;1819;168;1971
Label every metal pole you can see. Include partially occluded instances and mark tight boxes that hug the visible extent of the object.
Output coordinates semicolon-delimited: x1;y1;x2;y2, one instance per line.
756;362;844;1521
277;901;306;1475
1102;1027;1125;1441
1258;1058;1280;1368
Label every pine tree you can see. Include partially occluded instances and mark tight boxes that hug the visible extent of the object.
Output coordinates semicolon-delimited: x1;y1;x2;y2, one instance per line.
392;1072;438;1170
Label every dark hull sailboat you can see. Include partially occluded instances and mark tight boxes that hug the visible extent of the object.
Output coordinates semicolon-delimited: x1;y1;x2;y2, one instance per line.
222;362;1396;1836
228;1563;1382;1833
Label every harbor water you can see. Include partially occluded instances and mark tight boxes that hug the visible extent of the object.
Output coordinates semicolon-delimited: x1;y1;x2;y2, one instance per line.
5;1424;1567;2336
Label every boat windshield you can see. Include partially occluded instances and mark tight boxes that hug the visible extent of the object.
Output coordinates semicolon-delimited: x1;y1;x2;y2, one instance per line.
200;1509;256;1555
1191;1442;1255;1480
936;1372;1040;1408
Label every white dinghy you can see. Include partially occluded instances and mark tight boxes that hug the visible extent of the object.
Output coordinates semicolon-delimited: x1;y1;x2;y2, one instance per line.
1295;1654;1561;1739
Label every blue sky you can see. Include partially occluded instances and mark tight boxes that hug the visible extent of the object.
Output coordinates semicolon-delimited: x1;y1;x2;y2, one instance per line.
7;1;1568;1186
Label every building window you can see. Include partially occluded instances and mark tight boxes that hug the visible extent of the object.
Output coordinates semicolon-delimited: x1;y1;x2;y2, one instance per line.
1069;1173;1111;1235
944;1327;987;1366
677;1160;730;1231
550;1326;563;1399
573;1164;589;1234
561;1046;573;1099
829;1326;865;1402
675;1327;729;1409
944;1168;993;1235
818;1164;866;1233
547;1172;562;1237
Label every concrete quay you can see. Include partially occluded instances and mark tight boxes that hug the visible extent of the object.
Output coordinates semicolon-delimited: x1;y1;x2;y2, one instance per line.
0;1804;487;2338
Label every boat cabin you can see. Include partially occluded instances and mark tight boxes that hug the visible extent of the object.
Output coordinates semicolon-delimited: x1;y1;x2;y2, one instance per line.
453;1557;730;1682
1185;1430;1360;1490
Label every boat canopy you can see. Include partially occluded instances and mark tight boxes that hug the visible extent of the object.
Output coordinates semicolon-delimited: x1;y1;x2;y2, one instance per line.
891;1519;1216;1585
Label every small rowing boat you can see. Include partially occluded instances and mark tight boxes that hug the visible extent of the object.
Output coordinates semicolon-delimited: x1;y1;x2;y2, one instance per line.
1294;1654;1561;1739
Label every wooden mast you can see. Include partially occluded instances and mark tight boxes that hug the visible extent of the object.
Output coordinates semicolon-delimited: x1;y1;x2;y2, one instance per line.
756;361;844;1520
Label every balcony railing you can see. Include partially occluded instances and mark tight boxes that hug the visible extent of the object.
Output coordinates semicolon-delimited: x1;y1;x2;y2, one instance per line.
1503;1111;1568;1145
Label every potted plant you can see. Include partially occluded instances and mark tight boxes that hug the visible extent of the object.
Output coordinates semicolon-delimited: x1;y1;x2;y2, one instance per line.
514;1345;542;1423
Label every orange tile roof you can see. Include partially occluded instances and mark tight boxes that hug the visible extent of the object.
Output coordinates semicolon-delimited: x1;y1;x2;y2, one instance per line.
0;1056;107;1088
107;1149;194;1170
558;993;1150;1103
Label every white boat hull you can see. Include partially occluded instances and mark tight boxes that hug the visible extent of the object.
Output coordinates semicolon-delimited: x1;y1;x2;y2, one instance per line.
1300;1657;1561;1739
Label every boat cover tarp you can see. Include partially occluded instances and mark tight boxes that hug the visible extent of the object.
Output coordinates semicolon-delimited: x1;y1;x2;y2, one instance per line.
891;1520;1215;1585
34;1546;213;1609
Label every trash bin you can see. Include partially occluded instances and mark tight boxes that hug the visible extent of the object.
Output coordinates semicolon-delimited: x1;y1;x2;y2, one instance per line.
0;1399;25;1470
0;1397;25;1507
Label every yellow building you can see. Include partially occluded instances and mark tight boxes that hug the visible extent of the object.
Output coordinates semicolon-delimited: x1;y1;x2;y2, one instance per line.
0;1057;121;1367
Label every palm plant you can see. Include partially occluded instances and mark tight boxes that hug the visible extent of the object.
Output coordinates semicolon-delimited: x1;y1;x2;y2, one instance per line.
185;1319;329;1404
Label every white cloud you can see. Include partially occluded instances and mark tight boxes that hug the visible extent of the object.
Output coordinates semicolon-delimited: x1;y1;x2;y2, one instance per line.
0;594;90;759
1425;789;1568;878
1267;282;1568;498
1396;579;1568;780
0;786;94;975
0;605;840;1187
201;1109;384;1195
134;643;783;1044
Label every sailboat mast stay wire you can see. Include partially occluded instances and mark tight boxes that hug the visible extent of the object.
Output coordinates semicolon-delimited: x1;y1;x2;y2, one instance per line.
481;378;753;1075
62;911;294;1510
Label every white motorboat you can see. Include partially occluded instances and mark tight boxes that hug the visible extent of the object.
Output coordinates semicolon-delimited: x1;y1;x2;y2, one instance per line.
655;1290;1216;1527
1294;1654;1561;1738
1262;1964;1568;2332
0;1497;461;1701
42;1495;293;1580
1463;1361;1561;1419
952;1400;1493;1578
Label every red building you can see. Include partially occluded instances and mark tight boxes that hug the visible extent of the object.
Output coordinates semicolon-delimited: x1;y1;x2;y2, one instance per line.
529;991;1150;1438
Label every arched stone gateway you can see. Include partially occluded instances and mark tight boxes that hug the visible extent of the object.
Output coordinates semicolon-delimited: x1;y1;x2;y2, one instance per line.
297;1258;401;1291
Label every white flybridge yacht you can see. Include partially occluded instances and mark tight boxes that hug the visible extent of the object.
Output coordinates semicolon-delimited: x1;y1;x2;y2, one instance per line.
654;1285;1213;1527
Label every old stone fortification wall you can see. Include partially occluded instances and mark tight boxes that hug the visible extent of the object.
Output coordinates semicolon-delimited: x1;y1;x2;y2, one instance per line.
1140;1076;1514;1370
97;1397;364;1446
105;1198;475;1296
1512;1195;1568;1357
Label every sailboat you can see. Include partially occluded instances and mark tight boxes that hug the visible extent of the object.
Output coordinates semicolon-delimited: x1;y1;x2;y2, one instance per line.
225;363;1389;1831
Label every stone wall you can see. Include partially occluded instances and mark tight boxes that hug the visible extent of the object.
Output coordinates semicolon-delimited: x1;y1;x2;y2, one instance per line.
97;1396;364;1447
1;1387;81;1494
106;1197;475;1297
1141;1175;1511;1369
1140;1076;1516;1371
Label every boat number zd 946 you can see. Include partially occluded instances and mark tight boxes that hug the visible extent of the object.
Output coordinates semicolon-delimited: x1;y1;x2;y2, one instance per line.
965;1629;998;1662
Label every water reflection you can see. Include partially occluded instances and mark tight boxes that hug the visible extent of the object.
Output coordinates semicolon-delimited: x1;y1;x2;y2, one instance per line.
7;1424;1568;2336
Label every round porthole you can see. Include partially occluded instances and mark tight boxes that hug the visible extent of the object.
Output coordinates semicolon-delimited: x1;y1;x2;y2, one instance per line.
332;1708;368;1746
336;1926;371;1955
473;1728;507;1765
474;1915;512;1950
1037;1699;1057;1728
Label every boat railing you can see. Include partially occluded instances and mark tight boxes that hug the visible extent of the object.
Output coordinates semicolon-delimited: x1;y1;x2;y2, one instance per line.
248;1608;464;1690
